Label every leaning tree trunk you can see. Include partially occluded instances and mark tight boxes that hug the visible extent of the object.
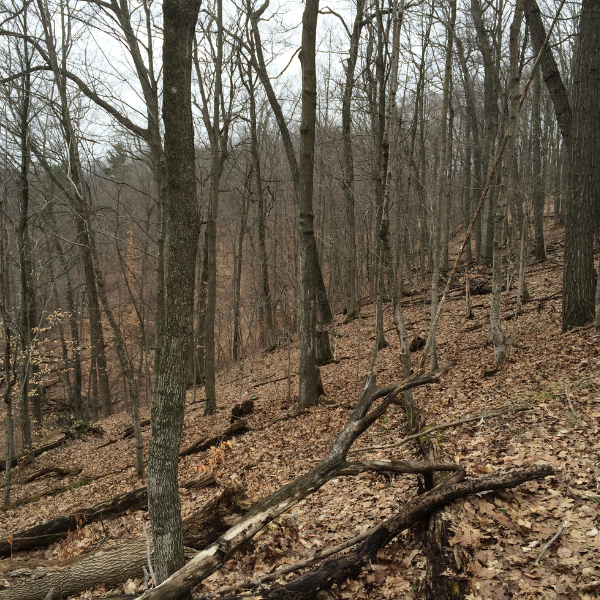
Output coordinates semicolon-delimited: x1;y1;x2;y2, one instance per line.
147;0;202;588
250;10;332;328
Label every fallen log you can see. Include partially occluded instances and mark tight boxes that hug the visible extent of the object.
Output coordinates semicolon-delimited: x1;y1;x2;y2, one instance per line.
0;540;148;600
179;420;250;458
182;481;251;549
0;487;148;557
0;484;249;600
0;437;67;473
97;419;151;450
230;400;254;423
24;467;82;484
0;473;218;556
181;472;217;492
134;365;457;600
215;465;554;600
1;476;94;511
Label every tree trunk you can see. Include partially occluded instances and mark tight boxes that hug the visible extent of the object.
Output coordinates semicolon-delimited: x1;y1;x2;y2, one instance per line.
340;0;365;322
430;0;456;370
246;62;275;348
232;186;249;362
563;0;599;330
297;0;321;408
204;0;224;417
16;31;34;460
148;0;201;589
250;8;332;328
532;69;546;261
491;0;523;367
471;0;501;266
523;0;572;147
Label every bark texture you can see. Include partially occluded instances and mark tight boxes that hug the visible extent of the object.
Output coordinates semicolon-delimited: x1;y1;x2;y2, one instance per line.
562;0;599;330
148;0;201;587
297;0;320;408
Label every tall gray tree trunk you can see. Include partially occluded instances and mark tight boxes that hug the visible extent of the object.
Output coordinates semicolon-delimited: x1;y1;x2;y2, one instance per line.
471;0;501;266
246;61;275;348
232;182;250;362
430;0;456;370
298;0;320;408
532;69;546;261
1;204;15;504
147;0;201;588
16;29;33;460
491;0;523;367
563;0;599;330
340;0;365;322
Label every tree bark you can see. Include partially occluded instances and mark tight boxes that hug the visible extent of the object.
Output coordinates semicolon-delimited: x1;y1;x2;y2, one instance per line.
297;0;320;408
532;69;546;261
148;0;201;589
562;0;599;330
523;0;572;147
340;0;365;321
491;0;523;367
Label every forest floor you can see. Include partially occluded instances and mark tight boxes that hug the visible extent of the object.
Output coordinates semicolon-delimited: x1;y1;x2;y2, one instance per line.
1;229;599;599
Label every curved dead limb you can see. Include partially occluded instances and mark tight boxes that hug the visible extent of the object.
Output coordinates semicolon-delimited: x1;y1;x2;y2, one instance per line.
134;364;455;600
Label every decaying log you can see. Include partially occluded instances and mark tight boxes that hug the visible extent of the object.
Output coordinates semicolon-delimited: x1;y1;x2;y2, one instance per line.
0;484;249;600
0;437;67;473
0;473;221;557
0;541;148;600
97;419;151;450
134;364;456;600
24;467;82;484
0;487;148;557
230;400;254;423
182;481;251;549
2;476;94;511
181;472;217;491
179;420;250;458
215;466;554;600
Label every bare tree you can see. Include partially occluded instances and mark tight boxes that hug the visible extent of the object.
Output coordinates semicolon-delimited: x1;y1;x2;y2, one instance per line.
147;0;202;588
491;0;523;367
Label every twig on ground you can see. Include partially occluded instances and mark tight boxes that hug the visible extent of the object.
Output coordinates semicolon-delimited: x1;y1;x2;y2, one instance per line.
534;521;567;565
564;384;577;419
348;404;532;456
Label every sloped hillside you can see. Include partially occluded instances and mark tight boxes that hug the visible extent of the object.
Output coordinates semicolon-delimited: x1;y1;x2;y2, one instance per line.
1;234;599;600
